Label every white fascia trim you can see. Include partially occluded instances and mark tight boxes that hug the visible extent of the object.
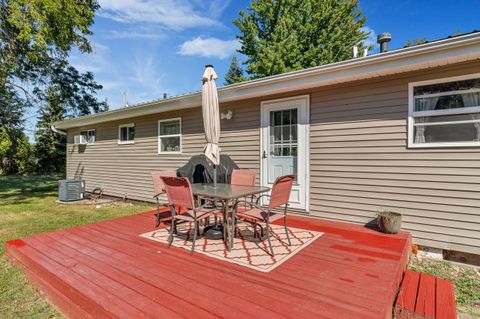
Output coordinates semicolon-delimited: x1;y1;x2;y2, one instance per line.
54;33;480;130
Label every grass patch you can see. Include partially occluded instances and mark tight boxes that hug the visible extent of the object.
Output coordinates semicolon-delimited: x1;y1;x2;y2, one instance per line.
0;175;155;318
409;257;480;318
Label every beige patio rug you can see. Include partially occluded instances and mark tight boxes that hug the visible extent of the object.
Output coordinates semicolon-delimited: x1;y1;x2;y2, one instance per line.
140;223;323;272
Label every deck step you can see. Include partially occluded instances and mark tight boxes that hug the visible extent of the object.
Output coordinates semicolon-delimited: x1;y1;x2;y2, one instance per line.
394;270;456;319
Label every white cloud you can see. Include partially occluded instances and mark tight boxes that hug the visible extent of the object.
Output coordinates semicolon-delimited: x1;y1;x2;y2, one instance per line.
124;52;168;103
190;0;231;19
108;29;167;40
361;26;378;49
98;0;223;31
69;41;110;73
178;37;240;59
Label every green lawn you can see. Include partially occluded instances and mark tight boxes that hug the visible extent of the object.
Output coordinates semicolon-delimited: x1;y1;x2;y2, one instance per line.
0;175;154;318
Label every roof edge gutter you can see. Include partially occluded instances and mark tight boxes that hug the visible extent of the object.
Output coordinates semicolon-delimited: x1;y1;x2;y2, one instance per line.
51;125;67;136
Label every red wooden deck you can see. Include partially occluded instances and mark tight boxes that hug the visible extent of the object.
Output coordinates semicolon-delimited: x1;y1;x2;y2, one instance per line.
5;210;411;319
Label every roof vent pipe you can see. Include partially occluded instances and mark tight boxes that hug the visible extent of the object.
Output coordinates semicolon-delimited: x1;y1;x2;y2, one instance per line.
377;32;392;53
352;46;358;58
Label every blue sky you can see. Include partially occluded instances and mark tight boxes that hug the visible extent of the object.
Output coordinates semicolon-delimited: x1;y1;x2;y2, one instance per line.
25;0;480;138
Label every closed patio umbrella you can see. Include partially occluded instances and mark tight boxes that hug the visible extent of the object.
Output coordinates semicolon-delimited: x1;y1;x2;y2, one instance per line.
202;65;221;186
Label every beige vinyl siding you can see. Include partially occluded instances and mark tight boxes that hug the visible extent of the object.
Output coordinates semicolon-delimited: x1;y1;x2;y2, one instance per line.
309;61;480;255
67;60;480;254
67;101;260;202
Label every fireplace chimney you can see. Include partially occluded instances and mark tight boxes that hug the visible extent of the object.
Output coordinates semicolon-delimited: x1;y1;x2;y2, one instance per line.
377;32;392;53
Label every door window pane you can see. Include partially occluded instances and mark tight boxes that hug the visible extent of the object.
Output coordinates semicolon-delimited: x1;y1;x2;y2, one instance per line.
268;108;299;184
274;111;282;126
282;125;290;142
282;110;291;125
291;109;297;124
273;127;281;142
291;125;297;142
270;110;298;153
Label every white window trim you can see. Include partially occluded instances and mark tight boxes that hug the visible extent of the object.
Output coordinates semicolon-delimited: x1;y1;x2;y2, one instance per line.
80;129;96;145
118;123;135;144
408;73;480;148
158;118;182;154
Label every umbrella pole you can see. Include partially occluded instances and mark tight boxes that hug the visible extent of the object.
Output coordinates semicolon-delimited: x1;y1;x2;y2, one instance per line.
213;165;217;187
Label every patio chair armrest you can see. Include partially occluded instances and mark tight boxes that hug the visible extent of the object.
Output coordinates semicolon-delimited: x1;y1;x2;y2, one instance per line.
255;194;270;205
233;200;264;212
153;192;163;198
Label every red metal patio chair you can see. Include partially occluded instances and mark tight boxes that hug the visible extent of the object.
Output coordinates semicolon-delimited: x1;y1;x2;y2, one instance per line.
230;169;262;235
161;177;219;255
231;169;258;207
233;175;295;256
209;169;258;226
231;169;257;186
151;170;177;227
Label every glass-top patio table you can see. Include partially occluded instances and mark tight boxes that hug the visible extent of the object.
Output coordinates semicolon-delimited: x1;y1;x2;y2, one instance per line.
191;183;270;251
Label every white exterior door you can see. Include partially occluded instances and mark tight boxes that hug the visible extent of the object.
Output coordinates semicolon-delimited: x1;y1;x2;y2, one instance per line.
260;95;309;210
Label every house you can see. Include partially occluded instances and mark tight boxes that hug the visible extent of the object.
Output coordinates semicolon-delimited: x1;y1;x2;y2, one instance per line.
53;32;480;256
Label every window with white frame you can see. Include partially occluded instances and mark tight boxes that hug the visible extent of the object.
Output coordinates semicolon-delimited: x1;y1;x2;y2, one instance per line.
118;123;135;144
80;129;95;144
409;74;480;147
158;118;181;153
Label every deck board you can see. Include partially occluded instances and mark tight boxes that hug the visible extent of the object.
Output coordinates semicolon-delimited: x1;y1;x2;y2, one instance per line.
6;210;411;319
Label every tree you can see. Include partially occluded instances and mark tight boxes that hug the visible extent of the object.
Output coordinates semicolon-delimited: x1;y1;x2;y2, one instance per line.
233;0;371;78
46;59;106;117
0;86;27;128
34;64;105;174
0;0;105;175
0;0;102;125
0;127;35;175
404;38;428;47
0;0;99;89
35;86;67;173
224;56;246;85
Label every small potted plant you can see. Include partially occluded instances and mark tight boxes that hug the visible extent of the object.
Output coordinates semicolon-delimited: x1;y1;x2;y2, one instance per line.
377;210;402;234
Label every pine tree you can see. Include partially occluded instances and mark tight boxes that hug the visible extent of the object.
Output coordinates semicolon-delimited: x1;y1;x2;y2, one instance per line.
224;56;246;85
234;0;371;78
35;86;67;174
